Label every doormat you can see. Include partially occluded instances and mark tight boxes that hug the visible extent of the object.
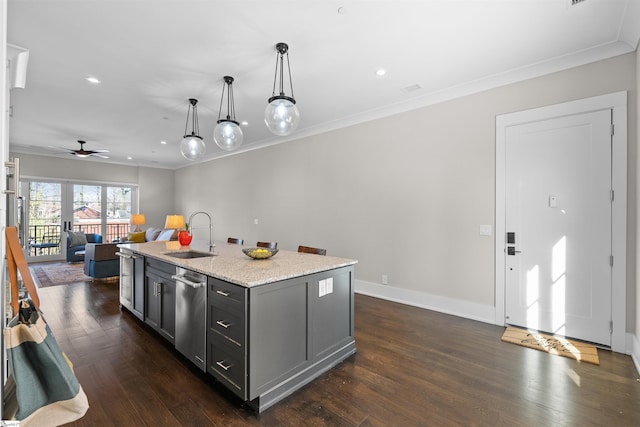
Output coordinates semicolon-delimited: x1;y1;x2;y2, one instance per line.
29;262;91;287
501;326;599;365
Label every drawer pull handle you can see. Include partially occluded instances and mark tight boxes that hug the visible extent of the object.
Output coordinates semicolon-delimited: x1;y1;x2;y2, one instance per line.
216;290;230;297
216;320;232;329
216;360;232;371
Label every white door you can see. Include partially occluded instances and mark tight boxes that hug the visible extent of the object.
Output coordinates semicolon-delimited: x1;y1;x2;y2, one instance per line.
505;109;612;346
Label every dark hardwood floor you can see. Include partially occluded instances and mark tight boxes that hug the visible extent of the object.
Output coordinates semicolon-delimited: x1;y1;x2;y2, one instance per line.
35;279;640;426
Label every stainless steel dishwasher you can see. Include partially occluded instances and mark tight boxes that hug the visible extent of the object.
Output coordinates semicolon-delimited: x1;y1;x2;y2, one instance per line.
172;267;207;372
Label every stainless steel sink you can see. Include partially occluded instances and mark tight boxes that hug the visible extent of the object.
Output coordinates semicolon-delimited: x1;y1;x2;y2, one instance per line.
165;250;215;259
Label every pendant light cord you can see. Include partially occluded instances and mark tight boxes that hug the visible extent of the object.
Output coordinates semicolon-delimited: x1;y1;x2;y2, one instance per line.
285;51;295;100
270;49;295;100
218;83;225;121
184;99;199;137
271;53;279;97
218;78;237;122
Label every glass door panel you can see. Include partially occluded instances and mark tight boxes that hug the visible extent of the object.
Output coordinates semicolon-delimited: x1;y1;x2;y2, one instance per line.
106;186;133;242
72;184;102;235
25;181;64;262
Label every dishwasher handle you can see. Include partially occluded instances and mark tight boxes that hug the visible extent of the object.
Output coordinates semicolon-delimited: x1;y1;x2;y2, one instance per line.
172;274;206;288
116;251;138;260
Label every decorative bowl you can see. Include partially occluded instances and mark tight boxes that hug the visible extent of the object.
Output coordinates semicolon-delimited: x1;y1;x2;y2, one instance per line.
242;247;279;259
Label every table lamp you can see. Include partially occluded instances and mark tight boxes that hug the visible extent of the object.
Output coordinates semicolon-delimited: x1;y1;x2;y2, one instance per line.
131;213;146;232
164;214;186;230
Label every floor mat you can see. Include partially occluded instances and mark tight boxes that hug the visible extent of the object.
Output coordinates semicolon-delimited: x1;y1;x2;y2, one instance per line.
29;262;91;287
501;326;599;365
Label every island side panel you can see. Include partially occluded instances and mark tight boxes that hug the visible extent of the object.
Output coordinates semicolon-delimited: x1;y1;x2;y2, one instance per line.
248;265;356;411
248;277;309;397
310;267;355;360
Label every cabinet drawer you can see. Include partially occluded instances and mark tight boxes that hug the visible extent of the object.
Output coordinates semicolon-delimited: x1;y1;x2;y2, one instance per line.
209;304;245;347
209;278;245;308
208;336;246;398
146;258;175;278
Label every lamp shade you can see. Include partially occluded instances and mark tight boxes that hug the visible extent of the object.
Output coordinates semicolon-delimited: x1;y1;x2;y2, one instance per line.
131;213;146;232
214;75;244;152
180;98;205;161
214;121;243;151
264;98;300;136
180;135;205;160
131;214;146;225
265;42;299;136
164;214;186;229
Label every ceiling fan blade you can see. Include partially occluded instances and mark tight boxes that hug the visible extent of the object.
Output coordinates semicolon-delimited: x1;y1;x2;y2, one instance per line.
91;153;110;159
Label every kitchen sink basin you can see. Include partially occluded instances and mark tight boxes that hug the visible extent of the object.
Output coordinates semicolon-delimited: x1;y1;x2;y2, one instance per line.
165;250;215;259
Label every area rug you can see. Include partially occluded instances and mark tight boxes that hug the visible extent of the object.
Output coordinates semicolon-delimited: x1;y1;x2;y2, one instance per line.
29;262;91;287
501;326;599;365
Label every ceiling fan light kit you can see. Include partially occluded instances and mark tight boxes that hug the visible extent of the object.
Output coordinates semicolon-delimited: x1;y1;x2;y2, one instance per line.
69;140;109;159
213;76;244;152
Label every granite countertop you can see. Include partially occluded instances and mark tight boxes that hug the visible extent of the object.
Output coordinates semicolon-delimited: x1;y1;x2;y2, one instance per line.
118;240;357;288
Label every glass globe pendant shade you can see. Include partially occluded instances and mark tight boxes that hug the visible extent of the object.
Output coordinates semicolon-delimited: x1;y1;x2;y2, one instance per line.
214;120;243;151
180;135;205;160
264;97;300;136
180;98;205;161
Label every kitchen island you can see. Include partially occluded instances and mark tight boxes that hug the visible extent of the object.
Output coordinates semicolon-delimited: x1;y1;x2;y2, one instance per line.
117;240;357;412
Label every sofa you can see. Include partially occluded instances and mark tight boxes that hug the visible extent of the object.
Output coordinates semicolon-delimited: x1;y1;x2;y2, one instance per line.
84;243;120;279
67;231;102;263
124;227;177;243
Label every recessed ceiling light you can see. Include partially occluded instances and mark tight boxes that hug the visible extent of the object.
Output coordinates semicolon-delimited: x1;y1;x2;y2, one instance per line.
127;156;133;160
375;69;386;77
86;76;101;84
160;140;167;145
241;121;248;126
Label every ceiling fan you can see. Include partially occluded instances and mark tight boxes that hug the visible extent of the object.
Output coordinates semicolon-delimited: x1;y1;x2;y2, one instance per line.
65;140;109;159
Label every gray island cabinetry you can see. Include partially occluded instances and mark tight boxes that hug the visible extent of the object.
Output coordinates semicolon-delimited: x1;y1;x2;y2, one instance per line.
118;240;357;412
144;258;176;344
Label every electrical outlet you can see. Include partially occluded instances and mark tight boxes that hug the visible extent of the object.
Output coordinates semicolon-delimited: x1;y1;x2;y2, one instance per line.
382;275;388;285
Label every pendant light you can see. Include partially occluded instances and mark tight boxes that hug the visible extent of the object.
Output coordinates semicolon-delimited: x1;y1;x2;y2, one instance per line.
264;42;300;136
213;76;244;151
180;98;206;161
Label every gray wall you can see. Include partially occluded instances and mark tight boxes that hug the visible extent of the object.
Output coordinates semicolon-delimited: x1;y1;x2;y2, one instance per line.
174;53;637;324
12;153;175;229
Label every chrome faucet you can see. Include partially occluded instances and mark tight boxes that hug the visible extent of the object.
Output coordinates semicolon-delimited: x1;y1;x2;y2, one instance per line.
188;211;215;252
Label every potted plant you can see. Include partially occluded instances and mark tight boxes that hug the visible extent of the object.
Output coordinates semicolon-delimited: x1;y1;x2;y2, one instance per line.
178;223;192;246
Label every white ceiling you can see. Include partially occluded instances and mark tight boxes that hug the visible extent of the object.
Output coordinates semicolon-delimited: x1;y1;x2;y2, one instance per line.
7;0;640;169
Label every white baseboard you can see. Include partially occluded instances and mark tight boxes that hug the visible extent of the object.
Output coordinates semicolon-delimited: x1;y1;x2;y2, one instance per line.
628;333;640;375
354;279;495;325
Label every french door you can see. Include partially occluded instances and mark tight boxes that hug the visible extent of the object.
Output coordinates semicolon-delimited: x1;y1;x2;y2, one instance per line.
22;179;137;262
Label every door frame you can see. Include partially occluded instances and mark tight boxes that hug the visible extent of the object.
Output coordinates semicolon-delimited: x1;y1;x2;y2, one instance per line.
495;91;627;352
